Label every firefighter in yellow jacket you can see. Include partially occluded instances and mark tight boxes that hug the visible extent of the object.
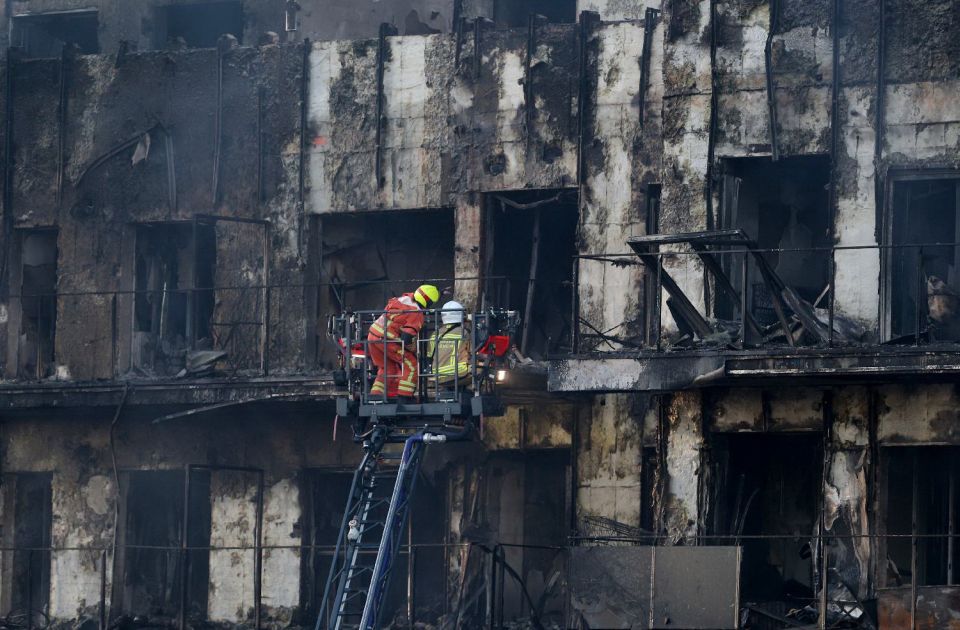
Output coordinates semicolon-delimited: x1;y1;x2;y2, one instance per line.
427;301;472;391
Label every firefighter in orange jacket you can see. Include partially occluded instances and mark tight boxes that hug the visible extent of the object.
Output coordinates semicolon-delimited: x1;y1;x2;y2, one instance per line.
367;284;440;398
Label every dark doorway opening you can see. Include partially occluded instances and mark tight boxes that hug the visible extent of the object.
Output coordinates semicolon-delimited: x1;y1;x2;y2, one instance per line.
114;470;211;622
711;433;822;614
493;0;576;26
153;1;244;49
1;473;52;622
882;446;960;588
16;230;58;380
719;156;831;326
485;190;578;359
312;209;455;367
887;175;960;341
133;223;216;376
11;12;99;58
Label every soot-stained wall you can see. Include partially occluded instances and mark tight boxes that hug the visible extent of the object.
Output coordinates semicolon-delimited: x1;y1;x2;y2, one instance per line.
0;43;307;380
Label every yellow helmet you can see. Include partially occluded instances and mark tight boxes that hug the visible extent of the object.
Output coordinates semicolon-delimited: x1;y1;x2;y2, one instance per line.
413;284;440;308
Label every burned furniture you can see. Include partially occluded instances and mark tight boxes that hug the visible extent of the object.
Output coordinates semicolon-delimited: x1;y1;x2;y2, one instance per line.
627;229;838;349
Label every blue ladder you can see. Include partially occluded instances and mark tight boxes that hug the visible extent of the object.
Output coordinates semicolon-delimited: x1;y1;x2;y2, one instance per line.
316;428;446;630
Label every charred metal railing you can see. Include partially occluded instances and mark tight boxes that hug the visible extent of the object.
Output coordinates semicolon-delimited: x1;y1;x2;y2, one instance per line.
335;307;518;407
12;528;960;629
1;276;569;383
574;237;960;354
0;538;567;630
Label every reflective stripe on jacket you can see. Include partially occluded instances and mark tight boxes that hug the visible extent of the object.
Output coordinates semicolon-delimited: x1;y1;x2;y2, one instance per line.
368;294;424;342
428;324;471;382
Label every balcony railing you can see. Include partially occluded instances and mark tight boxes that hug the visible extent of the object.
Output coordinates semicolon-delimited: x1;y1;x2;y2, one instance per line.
2;275;574;383
573;232;960;355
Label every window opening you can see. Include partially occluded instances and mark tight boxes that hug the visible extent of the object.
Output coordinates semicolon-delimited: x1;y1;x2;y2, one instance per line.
887;175;960;341
1;473;52;622
114;470;211;622
711;433;822;620
718;156;831;327
133;223;215;376
475;451;569;624
17;230;57;380
493;0;576;26
881;446;960;588
153;1;243;49
314;209;454;367
486;190;578;359
11;12;99;58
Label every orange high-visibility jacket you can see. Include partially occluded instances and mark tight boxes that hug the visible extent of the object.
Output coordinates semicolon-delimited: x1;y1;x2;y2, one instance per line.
369;293;425;341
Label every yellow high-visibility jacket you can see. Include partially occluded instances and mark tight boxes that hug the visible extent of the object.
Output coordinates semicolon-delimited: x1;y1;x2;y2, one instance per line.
427;324;471;385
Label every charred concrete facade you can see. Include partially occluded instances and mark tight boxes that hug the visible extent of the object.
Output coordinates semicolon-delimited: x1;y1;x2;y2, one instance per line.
0;0;958;628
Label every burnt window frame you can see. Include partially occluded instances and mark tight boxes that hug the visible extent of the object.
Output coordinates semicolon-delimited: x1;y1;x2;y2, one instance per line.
716;155;832;328
309;208;456;369
0;472;53;621
298;467;356;621
5;227;58;380
881;168;960;342
877;445;960;590
706;431;823;604
111;468;212;622
151;1;244;50
492;0;577;26
482;189;579;359
11;10;100;58
129;221;216;376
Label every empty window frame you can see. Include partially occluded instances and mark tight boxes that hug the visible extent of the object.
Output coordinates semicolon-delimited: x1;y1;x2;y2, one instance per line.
884;173;960;342
12;229;58;380
153;1;244;49
113;470;211;621
709;434;822;607
11;11;99;58
132;223;215;375
313;210;454;366
0;473;52;621
299;470;353;619
881;447;960;588
493;0;576;26
485;190;578;359
482;451;570;622
718;156;831;327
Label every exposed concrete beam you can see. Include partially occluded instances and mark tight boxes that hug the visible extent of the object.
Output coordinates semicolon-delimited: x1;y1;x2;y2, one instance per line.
548;355;724;392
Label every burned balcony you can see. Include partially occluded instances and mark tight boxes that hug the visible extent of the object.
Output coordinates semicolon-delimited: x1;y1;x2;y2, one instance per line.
552;234;960;393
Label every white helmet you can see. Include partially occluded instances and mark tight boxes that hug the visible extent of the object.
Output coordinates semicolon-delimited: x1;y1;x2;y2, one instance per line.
441;301;465;325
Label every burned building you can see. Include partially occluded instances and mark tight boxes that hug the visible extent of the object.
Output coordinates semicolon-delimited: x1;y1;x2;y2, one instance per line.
0;0;957;628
